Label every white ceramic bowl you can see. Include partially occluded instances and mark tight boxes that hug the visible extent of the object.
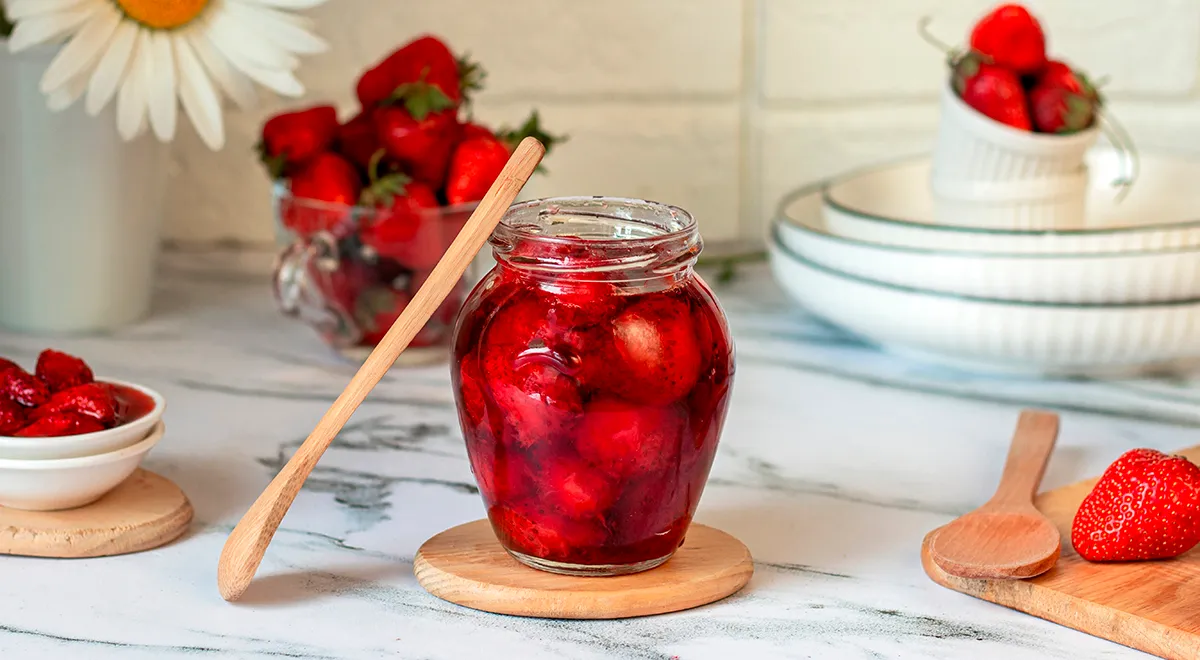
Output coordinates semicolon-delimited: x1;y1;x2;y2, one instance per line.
931;166;1088;230
0;421;164;511
817;150;1200;253
779;190;1200;303
0;379;165;460
932;81;1099;184
768;227;1200;376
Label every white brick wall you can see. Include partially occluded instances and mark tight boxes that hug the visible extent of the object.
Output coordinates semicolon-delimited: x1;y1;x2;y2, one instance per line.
163;0;1200;250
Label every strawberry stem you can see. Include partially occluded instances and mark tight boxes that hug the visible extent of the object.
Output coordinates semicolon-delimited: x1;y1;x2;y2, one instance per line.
917;16;959;58
359;148;411;208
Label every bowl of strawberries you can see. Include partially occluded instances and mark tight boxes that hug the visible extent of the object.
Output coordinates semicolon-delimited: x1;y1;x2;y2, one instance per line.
263;35;562;364
925;4;1126;230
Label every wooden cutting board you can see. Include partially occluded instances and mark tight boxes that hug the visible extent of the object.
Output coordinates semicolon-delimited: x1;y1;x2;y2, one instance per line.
922;445;1200;660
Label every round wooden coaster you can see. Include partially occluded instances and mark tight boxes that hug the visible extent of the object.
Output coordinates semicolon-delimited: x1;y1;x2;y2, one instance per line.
0;469;193;558
414;520;753;619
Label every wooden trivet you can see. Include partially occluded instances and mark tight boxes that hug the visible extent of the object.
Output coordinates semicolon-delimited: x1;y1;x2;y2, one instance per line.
414;519;753;619
0;469;193;558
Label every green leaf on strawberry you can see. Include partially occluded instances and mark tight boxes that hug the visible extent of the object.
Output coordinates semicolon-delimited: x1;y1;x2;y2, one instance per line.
386;79;455;121
497;110;567;173
255;139;289;180
457;53;487;106
359;148;413;208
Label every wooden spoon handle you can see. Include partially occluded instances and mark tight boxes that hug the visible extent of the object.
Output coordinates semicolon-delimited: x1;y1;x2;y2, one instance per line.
990;410;1060;507
217;137;546;602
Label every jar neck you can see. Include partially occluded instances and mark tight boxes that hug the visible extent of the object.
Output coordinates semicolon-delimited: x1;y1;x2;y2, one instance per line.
490;196;702;284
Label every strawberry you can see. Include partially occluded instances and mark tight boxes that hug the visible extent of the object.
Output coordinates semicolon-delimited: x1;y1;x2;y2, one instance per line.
457;354;499;442
334;112;381;171
969;4;1047;76
488;503;606;562
283;153;361;237
356;35;468;110
1071;448;1200;562
1028;61;1100;134
1;367;49;408
0;358;18;375
258;105;338;178
952;55;1033;131
538;457;618;520
445;111;565;205
358;169;443;269
31;382;118;426
607;296;703;405
35;349;94;393
575;399;685;478
14;412;105;437
490;363;584;450
374;103;458;188
0;398;27;435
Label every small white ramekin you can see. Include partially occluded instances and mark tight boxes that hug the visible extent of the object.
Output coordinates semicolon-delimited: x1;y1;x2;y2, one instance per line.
0;380;165;460
931;81;1099;185
768;233;1200;377
931;167;1089;230
0;421;164;511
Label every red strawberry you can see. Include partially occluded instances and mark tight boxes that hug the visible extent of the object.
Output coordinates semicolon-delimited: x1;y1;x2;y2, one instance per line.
374;104;458;188
283;153;361;237
490;363;584;450
0;398;27;435
953;55;1033;131
1028;60;1100;134
1;368;49;408
575;399;685;478
358;177;442;269
445;134;509;206
31;382;118;426
1071;448;1200;562
334;112;381;171
0;358;18;375
15;412;105;437
457;354;499;442
258;105;338;178
607;296;702;405
969;4;1047;76
35;349;94;393
446;111;565;205
488;503;606;562
357;35;464;110
538;457;618;520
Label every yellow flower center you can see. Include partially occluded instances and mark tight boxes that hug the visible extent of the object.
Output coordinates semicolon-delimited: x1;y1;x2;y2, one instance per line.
116;0;209;30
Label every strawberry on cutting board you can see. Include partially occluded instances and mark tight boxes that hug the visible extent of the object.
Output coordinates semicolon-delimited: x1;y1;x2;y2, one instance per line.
1071;448;1200;562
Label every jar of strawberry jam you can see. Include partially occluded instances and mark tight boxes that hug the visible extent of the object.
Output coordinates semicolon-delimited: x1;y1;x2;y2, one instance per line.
452;196;734;576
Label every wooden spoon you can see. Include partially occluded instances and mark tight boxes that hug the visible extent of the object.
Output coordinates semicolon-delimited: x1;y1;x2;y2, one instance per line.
217;137;546;602
928;409;1061;580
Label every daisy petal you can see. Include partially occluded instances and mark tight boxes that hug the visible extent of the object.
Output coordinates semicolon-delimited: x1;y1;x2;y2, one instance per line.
174;36;226;150
186;27;257;109
8;6;96;52
225;1;328;54
207;7;299;70
240;0;328;9
39;3;121;93
6;0;90;21
147;31;178;142
45;52;100;112
85;20;138;116
117;35;150;140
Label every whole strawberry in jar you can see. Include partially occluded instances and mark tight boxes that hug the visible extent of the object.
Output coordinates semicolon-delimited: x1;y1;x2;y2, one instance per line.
452;197;735;576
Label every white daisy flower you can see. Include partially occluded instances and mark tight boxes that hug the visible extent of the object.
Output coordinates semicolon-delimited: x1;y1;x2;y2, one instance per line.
5;0;329;150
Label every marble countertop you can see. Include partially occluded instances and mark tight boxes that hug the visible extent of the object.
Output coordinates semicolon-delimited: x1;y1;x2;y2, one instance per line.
2;248;1195;659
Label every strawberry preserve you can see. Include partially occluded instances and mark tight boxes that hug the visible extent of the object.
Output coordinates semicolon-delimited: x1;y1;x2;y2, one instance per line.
452;197;734;576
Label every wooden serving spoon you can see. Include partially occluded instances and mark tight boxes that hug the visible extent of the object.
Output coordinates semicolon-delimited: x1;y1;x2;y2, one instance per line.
927;409;1061;580
217;137;546;602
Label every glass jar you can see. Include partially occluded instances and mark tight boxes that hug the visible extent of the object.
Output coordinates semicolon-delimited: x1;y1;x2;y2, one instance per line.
271;185;477;364
452;196;735;576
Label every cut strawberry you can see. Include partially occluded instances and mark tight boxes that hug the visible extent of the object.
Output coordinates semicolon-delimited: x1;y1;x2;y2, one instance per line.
1072;448;1200;562
2;368;49;408
607;296;703;405
0;398;26;435
31;382;118;426
575;398;685;478
35;349;94;393
15;412;105;437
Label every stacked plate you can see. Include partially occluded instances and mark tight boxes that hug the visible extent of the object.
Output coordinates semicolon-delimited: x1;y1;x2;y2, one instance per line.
0;381;165;511
768;148;1200;376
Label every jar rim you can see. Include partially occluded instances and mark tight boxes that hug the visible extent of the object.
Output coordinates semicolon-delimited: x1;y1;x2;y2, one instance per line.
495;195;698;248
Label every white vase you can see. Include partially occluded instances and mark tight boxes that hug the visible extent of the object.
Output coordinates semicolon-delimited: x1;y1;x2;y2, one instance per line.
0;43;167;333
